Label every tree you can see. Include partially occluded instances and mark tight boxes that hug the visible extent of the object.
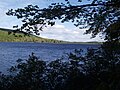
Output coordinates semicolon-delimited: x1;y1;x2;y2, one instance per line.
6;0;120;40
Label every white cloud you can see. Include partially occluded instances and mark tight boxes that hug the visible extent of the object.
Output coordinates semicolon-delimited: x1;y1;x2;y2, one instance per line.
52;24;65;29
40;24;104;42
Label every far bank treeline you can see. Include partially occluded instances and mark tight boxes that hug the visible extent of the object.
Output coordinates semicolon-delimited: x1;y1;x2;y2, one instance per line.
0;28;65;43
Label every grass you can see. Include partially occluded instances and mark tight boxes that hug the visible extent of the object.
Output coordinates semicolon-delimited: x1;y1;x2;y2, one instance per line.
0;28;65;43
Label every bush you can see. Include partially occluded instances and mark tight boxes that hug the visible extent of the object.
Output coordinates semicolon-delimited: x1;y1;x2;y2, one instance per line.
0;46;120;90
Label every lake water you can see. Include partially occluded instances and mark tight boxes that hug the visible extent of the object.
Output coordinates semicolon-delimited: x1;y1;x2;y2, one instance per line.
0;42;100;73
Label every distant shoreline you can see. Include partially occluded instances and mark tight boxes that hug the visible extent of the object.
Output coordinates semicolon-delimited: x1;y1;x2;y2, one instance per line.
0;41;102;45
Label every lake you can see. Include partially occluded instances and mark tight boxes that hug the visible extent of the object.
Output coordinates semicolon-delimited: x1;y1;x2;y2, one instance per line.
0;42;100;73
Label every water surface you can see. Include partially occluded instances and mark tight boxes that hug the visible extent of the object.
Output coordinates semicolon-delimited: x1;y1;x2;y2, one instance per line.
0;42;99;73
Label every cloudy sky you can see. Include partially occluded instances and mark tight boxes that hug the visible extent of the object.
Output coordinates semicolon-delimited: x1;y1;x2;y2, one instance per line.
0;0;104;42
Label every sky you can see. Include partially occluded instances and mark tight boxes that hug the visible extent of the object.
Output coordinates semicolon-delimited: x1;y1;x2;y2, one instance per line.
0;0;104;42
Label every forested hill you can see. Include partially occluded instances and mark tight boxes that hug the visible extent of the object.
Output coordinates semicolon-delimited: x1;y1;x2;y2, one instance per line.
0;28;65;43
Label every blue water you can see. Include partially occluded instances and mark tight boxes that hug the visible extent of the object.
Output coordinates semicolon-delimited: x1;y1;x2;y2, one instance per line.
0;42;99;73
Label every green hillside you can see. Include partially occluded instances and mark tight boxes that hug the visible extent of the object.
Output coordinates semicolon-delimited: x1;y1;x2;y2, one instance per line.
0;28;65;43
0;28;102;44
